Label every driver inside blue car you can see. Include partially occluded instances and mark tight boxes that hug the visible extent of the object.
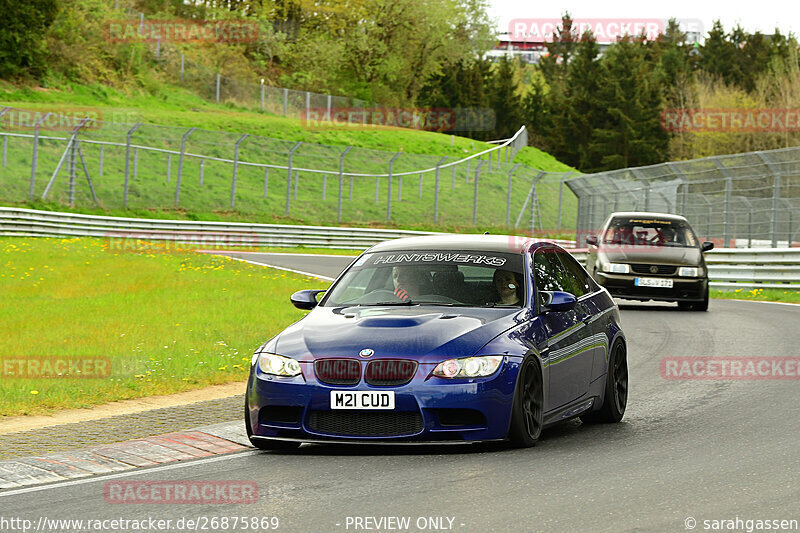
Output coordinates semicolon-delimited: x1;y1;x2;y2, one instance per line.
392;265;429;302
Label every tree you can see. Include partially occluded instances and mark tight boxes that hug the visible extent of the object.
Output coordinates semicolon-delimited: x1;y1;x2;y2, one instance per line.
488;58;524;140
699;20;735;82
588;37;668;171
0;0;58;78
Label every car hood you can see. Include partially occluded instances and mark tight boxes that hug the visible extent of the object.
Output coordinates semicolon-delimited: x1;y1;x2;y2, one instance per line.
274;306;525;363
599;245;702;266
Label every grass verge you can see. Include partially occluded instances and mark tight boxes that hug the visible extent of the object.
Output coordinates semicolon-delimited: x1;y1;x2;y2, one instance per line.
0;237;334;417
712;287;800;304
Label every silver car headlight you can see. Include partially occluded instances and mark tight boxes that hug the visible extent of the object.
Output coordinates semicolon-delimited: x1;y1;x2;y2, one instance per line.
678;266;701;277
432;356;504;378
257;353;302;377
604;262;630;274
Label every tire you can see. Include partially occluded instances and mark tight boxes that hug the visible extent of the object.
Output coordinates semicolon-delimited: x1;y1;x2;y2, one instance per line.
507;356;544;447
580;340;627;424
694;286;709;311
678;286;709;312
245;399;301;451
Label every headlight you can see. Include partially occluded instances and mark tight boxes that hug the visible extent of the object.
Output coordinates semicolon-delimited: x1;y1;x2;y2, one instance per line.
604;262;630;274
678;266;701;277
432;356;503;378
257;353;303;377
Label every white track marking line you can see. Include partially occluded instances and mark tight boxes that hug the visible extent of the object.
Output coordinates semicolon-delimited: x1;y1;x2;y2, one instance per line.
221;256;336;281
0;451;261;497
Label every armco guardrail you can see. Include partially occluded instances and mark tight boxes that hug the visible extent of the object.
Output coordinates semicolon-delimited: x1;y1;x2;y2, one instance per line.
0;208;797;288
0;207;439;249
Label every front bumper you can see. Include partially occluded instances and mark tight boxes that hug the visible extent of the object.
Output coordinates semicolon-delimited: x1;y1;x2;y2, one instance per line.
596;272;707;302
245;357;521;443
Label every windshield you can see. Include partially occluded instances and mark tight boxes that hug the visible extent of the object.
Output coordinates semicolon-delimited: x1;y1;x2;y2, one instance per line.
322;251;525;307
602;217;699;248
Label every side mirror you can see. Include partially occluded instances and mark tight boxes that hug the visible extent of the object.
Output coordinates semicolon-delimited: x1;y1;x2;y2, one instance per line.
540;291;577;313
701;241;714;252
290;289;325;310
585;235;598;246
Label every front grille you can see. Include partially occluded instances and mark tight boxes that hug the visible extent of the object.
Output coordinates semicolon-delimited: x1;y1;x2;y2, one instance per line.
631;264;677;275
364;359;417;386
307;410;424;436
314;358;361;385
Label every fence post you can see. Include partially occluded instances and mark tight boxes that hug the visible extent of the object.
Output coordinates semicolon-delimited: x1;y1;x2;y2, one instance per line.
260;81;265;112
433;157;447;223
387;152;400;221
322;174;327;201
123;123;141;207
305;92;310;118
473;160;486;225
199;159;204;186
166;154;171;183
283;88;288;117
556;173;572;230
134;148;139;178
29;112;52;199
294;170;299;200
98;145;104;179
506;164;522;226
263;167;269;197
723;177;732;248
374;176;379;203
68;126;77;205
326;95;331;121
230;133;249;208
772;174;782;248
285;141;302;215
174;127;196;207
337;146;353;223
0;106;8;168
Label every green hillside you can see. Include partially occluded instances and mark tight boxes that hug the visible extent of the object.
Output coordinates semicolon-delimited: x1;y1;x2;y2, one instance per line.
0;82;577;234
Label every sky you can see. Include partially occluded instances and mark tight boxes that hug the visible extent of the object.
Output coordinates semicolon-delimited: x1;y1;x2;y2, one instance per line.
487;0;800;39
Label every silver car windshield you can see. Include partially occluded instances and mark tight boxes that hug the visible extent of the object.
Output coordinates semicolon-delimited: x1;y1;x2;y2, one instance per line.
602;217;699;248
322;251;525;307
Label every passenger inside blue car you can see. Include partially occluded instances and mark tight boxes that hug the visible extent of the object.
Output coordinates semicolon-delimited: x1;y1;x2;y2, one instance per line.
493;269;523;306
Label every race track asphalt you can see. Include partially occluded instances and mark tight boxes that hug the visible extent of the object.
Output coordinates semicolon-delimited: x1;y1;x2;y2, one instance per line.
2;254;797;532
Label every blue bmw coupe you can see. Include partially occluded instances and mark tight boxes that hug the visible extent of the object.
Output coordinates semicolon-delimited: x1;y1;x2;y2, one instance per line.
245;235;627;448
